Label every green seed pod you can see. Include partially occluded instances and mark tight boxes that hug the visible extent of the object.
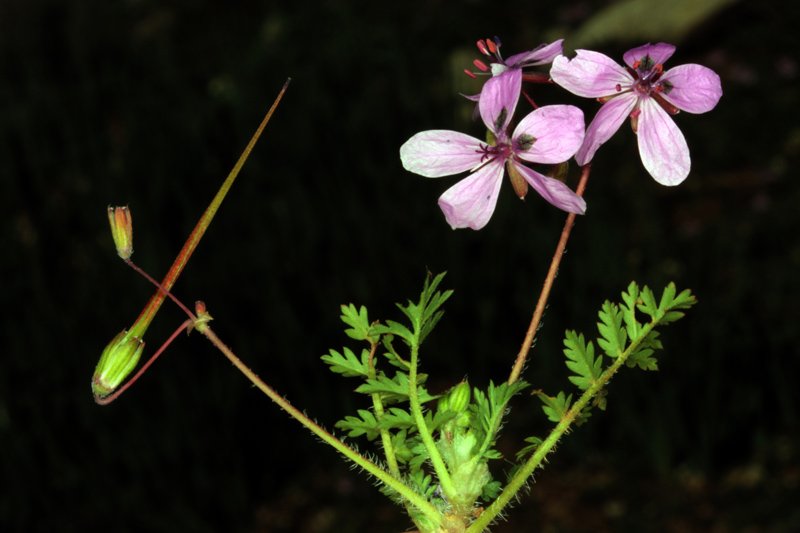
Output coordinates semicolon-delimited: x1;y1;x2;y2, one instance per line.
92;330;144;399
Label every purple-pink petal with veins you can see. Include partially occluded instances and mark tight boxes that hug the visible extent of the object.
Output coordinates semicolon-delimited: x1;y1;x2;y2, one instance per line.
511;161;586;214
575;93;637;166
550;50;633;98
637;98;690;186
623;43;676;69
514;105;585;164
437;159;505;230
400;130;484;178
479;68;521;135
659;64;722;114
504;39;564;67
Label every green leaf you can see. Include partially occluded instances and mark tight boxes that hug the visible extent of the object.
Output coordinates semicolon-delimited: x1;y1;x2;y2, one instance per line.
355;372;437;404
481;479;502;501
637;285;660;319
536;391;572;423
621;281;643;341
390;430;414;464
627;330;663;371
515;435;543;462
471;380;530;459
372;320;414;345
393;272;452;345
340;304;376;342
335;409;380;440
377;407;416;431
597;301;627;359
407;469;436;498
320;347;370;378
564;330;603;390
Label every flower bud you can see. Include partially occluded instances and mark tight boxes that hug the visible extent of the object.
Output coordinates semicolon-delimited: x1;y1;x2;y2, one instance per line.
92;330;144;399
447;380;471;414
107;206;133;260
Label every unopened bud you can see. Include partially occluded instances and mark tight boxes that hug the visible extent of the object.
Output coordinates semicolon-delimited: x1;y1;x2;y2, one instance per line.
92;330;144;399
107;206;133;260
447;380;471;414
506;161;529;199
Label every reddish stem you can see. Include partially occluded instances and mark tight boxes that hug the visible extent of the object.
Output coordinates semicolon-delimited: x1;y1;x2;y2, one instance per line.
508;163;591;384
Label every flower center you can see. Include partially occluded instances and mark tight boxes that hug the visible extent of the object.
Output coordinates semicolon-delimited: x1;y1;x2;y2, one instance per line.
628;55;673;97
476;141;512;162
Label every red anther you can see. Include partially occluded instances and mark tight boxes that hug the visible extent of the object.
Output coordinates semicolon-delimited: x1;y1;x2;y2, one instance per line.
632;59;641;69
487;38;498;54
476;39;490;56
464;69;477;79
654;64;664;74
473;59;489;72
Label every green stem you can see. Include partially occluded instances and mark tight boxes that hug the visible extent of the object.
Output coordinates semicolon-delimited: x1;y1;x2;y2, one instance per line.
368;340;401;477
129;80;290;339
467;318;658;533
408;341;457;500
198;324;441;527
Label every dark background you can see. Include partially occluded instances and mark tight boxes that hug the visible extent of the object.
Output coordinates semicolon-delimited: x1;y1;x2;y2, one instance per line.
2;0;798;531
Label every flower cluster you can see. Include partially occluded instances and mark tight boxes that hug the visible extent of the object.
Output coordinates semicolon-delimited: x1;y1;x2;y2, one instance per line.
400;39;722;230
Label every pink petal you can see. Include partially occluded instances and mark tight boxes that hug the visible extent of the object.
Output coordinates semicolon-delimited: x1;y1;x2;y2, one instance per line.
504;39;564;67
550;50;633;98
659;64;722;114
400;130;484;177
511;162;586;214
575;93;637;166
637;98;690;186
437;159;505;230
623;43;676;69
514;105;585;164
479;68;521;134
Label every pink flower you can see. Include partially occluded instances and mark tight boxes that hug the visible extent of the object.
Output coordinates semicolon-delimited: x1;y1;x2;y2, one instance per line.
400;70;586;230
466;37;564;79
550;43;722;185
464;37;563;103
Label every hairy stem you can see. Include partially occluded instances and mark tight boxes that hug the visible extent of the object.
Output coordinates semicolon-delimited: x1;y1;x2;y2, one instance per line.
198;324;441;526
408;341;457;500
508;164;592;384
368;340;401;477
468;317;659;533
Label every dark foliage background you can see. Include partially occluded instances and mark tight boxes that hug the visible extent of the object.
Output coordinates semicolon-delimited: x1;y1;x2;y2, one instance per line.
2;0;798;531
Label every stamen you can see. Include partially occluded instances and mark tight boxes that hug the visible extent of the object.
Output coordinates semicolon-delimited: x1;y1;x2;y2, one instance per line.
473;59;489;72
487;38;498;54
464;69;477;79
476;39;490;56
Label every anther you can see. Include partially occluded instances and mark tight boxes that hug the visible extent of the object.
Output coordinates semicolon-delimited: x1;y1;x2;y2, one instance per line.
473;59;489;72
